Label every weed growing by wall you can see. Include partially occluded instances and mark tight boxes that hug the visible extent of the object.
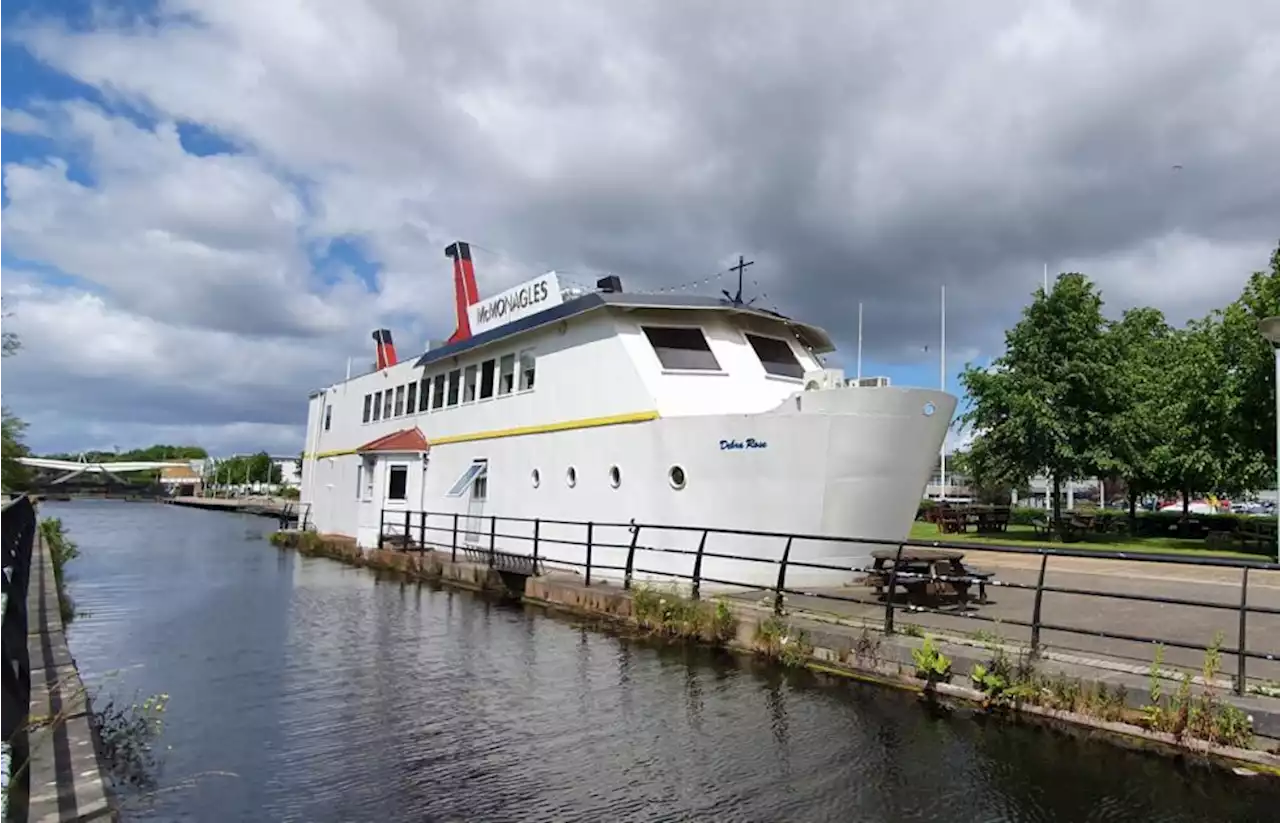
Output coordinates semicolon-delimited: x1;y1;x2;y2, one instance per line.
39;517;79;623
753;615;813;668
631;583;737;645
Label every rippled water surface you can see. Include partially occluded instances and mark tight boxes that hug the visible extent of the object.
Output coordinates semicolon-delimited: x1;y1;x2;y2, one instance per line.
53;500;1278;822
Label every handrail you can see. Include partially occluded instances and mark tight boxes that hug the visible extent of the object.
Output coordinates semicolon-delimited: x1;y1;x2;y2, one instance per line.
2;495;37;745
376;507;1280;695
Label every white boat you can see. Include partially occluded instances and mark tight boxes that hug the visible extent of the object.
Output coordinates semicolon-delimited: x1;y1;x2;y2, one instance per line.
300;241;955;587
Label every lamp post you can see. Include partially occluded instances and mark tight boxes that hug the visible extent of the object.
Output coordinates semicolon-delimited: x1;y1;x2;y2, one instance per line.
1257;317;1280;562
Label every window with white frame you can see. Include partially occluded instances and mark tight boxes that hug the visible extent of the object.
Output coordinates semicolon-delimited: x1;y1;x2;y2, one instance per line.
446;459;488;497
498;354;516;395
518;349;536;390
372;391;383;421
746;333;804;379
382;391;393;419
387;464;409;501
446;369;461;406
419;377;431;412
463;364;478;403
362;459;375;500
323;405;332;430
479;359;496;400
394;385;405;416
642;326;721;371
362;394;372;423
433;374;446;409
406;381;418;414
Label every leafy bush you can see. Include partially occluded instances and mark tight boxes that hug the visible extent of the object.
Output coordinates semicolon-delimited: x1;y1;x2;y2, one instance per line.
631;583;737;645
911;635;952;686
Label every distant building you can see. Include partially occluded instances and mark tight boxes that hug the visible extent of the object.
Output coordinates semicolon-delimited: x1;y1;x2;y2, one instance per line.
922;456;1102;509
159;465;203;497
272;457;302;488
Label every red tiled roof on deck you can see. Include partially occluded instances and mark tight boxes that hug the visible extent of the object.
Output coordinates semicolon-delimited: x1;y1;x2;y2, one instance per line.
356;427;429;453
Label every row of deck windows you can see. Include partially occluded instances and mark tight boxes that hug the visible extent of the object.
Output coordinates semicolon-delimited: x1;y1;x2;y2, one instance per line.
362;348;536;424
642;326;805;380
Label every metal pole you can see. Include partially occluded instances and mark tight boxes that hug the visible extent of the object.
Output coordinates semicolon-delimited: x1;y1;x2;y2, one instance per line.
623;521;639;590
939;284;946;502
1237;568;1250;695
1030;554;1049;656
691;530;708;600
883;543;906;634
856;301;863;384
773;537;793;616
585;522;594;587
532;519;541;575
451;513;458;563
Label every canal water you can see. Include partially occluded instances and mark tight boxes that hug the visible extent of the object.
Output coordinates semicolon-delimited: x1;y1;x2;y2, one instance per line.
52;500;1278;822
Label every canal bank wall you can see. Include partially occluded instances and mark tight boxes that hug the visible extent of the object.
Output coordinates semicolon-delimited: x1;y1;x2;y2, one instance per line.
269;531;1280;777
12;523;115;822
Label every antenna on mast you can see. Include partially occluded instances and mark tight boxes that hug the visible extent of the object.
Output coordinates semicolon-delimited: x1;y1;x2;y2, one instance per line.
723;255;755;306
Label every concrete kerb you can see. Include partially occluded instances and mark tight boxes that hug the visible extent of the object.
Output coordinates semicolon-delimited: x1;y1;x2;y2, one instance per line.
269;536;1280;776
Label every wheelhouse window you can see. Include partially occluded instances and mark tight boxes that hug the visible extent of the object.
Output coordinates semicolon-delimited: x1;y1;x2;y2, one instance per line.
446;460;488;498
323;405;332;430
498;354;516;395
387;465;408;501
446;369;461;406
393;385;405;416
518;349;536;390
746;333;805;379
463;365;478;403
418;377;430;412
382;391;393;419
406;381;418;414
362;394;372;424
479;359;496;399
433;374;447;409
642;326;721;371
372;391;383;421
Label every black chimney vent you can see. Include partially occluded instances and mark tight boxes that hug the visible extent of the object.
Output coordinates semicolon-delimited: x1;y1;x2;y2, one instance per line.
596;275;623;293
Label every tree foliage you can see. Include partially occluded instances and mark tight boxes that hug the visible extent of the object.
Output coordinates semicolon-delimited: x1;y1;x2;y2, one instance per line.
2;316;33;491
963;242;1280;522
960;274;1116;522
207;451;282;486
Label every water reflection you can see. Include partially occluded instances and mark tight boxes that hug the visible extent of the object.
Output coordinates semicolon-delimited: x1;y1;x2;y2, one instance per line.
49;501;1280;822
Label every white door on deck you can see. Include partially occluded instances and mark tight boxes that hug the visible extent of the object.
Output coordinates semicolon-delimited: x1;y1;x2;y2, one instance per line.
382;461;412;544
356;457;379;545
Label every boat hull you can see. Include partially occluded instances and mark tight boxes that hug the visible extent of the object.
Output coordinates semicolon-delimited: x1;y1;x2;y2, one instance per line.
306;386;955;589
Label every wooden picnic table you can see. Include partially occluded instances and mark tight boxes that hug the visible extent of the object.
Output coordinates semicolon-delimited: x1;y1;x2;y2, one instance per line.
867;547;990;605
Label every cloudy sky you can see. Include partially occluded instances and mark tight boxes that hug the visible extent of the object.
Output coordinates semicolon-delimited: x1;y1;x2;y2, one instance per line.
3;1;1278;457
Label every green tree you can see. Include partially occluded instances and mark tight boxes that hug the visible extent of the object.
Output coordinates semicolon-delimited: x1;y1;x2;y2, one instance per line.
960;274;1117;525
1215;243;1280;493
1153;320;1237;527
1104;307;1176;531
2;318;33;492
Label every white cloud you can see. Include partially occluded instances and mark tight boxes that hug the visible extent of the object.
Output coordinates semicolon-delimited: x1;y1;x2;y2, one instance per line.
3;1;1278;453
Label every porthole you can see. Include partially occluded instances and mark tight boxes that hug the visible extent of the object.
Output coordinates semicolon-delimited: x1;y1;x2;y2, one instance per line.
668;465;687;490
609;465;622;488
531;469;540;488
566;466;578;488
923;401;937;417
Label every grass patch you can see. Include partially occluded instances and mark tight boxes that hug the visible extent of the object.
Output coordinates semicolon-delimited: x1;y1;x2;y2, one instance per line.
631;583;737;645
40;516;79;623
908;521;1260;561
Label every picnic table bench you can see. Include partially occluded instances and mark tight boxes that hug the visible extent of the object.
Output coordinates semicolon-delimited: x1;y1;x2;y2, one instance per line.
866;547;991;605
1235;518;1278;551
934;505;1010;535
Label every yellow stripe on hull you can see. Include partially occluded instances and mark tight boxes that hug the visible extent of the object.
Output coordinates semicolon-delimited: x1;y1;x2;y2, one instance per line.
308;410;659;459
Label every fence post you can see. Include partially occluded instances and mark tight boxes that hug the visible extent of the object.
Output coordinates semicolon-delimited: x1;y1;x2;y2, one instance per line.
1237;567;1250;695
451;513;459;563
624;521;640;590
378;509;386;550
773;537;793;616
585;521;594;587
404;510;411;550
882;543;906;634
532;519;541;575
1029;554;1050;656
419;511;427;552
489;516;497;568
691;530;709;600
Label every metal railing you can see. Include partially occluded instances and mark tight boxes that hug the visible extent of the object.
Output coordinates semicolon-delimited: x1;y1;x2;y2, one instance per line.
2;495;37;745
378;508;1280;695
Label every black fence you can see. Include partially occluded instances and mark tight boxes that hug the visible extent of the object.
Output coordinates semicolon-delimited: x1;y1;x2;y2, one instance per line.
378;508;1280;695
3;494;37;743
